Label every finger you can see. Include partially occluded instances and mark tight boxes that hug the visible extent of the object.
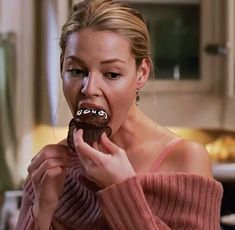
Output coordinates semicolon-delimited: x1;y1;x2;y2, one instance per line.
28;145;68;174
30;157;68;186
37;166;67;200
92;139;111;154
73;129;93;166
40;166;66;186
74;129;108;165
100;133;122;155
92;142;99;150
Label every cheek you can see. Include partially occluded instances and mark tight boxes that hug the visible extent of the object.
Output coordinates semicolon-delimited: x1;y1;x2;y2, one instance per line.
62;78;81;116
118;77;136;102
109;80;136;120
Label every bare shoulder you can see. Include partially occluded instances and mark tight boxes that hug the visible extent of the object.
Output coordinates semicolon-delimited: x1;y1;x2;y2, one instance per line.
58;139;68;146
163;139;213;178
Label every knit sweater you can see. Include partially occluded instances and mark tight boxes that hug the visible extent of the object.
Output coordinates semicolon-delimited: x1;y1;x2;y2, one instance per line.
16;146;223;230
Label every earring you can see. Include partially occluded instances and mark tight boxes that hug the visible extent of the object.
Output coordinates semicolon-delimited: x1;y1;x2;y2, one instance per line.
135;89;140;105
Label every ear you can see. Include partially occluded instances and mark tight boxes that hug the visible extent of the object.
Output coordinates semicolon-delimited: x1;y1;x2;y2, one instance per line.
136;58;150;89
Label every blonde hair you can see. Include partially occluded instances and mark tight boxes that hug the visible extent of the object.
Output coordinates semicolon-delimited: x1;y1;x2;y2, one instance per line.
60;0;152;69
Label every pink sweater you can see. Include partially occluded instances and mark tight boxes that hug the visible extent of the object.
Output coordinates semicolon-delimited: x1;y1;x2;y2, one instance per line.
16;146;223;230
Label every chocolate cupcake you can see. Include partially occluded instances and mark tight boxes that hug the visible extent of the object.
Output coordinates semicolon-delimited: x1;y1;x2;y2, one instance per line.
67;108;112;151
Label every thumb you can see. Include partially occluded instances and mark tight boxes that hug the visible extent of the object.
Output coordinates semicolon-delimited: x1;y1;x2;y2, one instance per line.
100;133;122;155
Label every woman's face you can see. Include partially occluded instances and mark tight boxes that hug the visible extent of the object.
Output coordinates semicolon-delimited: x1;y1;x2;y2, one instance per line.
62;28;147;134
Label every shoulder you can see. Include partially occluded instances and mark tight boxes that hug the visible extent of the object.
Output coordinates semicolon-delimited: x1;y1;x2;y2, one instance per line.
58;139;68;146
162;139;213;178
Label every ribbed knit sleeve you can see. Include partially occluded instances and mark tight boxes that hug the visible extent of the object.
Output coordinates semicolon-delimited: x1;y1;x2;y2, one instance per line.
15;182;35;229
54;166;102;229
15;174;42;230
97;173;223;230
16;155;103;230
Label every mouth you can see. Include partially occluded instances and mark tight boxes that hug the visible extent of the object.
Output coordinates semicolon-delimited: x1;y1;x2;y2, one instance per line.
77;102;110;116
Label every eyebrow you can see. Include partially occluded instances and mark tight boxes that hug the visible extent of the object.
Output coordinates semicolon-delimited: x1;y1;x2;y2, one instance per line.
66;55;125;65
65;55;82;63
100;58;126;65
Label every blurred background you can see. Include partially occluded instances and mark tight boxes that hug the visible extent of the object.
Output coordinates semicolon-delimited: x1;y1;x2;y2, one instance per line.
0;0;235;229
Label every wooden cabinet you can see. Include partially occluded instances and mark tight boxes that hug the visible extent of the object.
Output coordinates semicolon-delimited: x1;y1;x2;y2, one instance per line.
223;0;235;130
124;0;235;130
55;0;235;130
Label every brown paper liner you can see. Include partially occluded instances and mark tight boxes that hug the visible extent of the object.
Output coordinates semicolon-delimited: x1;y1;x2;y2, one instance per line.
67;119;112;151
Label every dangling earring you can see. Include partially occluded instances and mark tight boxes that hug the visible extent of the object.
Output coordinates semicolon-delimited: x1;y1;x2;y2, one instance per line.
135;89;140;105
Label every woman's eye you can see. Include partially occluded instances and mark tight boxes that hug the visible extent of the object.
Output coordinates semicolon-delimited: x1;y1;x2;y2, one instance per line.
67;69;87;77
104;72;121;80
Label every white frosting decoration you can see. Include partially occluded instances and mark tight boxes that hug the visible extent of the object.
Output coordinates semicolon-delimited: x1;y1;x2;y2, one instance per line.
77;110;82;115
83;109;90;114
98;110;108;119
76;109;108;119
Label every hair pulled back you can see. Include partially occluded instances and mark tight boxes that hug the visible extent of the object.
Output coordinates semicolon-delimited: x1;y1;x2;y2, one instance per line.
60;0;152;68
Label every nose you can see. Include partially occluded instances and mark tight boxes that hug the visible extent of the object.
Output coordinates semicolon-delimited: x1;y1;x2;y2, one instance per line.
81;74;101;97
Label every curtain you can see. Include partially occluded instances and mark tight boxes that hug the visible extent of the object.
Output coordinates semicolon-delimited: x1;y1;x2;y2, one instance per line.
36;0;71;127
0;33;16;191
0;0;71;192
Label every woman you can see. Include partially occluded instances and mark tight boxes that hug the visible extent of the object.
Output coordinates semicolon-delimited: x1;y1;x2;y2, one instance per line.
16;0;223;229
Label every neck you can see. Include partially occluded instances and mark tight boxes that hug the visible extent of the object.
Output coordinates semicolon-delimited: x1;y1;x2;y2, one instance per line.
110;105;155;154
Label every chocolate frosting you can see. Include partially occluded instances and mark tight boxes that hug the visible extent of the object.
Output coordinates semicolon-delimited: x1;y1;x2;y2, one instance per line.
75;108;110;127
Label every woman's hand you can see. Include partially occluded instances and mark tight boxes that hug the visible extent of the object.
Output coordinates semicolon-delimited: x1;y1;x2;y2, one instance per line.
27;144;69;219
74;129;136;188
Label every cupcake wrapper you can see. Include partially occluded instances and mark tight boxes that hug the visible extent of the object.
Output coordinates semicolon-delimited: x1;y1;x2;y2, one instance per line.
67;119;112;151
